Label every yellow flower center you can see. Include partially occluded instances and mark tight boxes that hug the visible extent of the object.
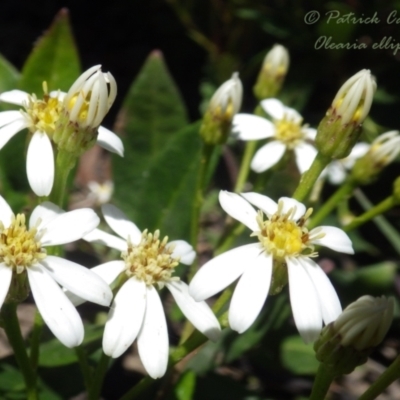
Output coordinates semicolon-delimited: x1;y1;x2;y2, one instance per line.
122;230;179;287
253;202;316;261
0;214;46;274
274;117;304;149
24;82;62;136
67;92;91;122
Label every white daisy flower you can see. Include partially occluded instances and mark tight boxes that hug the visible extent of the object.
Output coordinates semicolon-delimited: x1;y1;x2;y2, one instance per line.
189;191;354;343
325;142;370;185
0;66;123;197
83;204;221;379
233;99;317;173
0;196;112;348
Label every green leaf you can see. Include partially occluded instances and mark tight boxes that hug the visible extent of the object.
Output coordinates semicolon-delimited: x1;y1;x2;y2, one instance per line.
281;335;319;375
0;365;25;393
113;52;195;239
19;8;80;94
0;54;20;94
172;370;196;400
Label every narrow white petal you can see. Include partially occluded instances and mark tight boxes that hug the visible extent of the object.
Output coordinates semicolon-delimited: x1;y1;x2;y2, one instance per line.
41;256;113;306
0;118;27;150
0;90;29;106
311;226;354;254
287;257;322;343
219;191;258;231
97;126;124;157
298;257;342;325
137;286;169;379
0;111;24;127
83;228;127;251
294;143;317;174
278;197;306;221
40;209;100;246
240;192;277;217
250;141;286;173
167;281;221;341
49;91;66;101
233;114;275;140
29;202;62;230
260;98;286;119
342;142;370;169
0;263;12;309
283;107;302;122
103;278;146;358
327;162;347;185
168;240;195;265
102;204;142;244
27;265;84;348
229;252;272;333
303;128;317;140
189;243;262;301
0;196;13;227
26;132;54;196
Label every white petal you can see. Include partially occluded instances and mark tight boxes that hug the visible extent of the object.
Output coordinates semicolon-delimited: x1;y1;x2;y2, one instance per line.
0;111;25;127
41;256;113;306
101;204;141;244
97;126;124;157
167;281;221;341
278;197;306;221
0;196;13;228
0;90;29;106
229;251;272;333
219;191;258;231
260;98;286;119
287;257;322;343
342;142;370;169
0;118;27;150
298;257;342;325
103;278;146;358
303;128;317;140
27;265;84;348
189;243;262;301
29;202;62;230
240;192;277;217
327;162;347;185
83;228;127;252
311;226;354;254
137;286;169;379
168;240;195;265
233;114;275;141
49;90;66;101
0;263;12;309
26;132;54;196
294;143;317;174
40;209;100;246
250;141;286;173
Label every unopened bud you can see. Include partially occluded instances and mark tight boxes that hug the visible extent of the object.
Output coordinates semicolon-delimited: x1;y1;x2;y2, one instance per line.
253;44;289;100
315;70;376;159
200;73;243;145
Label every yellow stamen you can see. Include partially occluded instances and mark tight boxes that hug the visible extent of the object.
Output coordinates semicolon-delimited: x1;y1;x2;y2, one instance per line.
274;116;305;149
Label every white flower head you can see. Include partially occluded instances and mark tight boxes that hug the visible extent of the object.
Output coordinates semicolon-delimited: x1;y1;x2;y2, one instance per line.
0;66;123;196
189;191;354;343
262;44;289;77
87;180;114;206
233;99;317;173
331;69;376;125
0;196;112;348
367;130;400;166
334;295;394;350
83;204;221;379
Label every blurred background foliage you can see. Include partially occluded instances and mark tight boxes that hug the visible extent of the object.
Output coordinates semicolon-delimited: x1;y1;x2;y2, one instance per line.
0;0;400;399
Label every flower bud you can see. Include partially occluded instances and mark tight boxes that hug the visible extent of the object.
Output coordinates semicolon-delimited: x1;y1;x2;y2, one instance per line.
314;296;394;376
315;70;376;159
351;131;400;184
392;176;400;203
53;65;117;155
200;72;243;145
253;44;289;100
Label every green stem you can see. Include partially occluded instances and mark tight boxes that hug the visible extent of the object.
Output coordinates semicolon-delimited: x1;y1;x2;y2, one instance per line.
29;311;43;372
309;363;336;400
234;140;257;193
88;352;110;400
308;180;355;229
50;150;76;207
292;152;331;202
344;194;397;232
358;355;400;400
1;303;38;400
75;346;92;393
